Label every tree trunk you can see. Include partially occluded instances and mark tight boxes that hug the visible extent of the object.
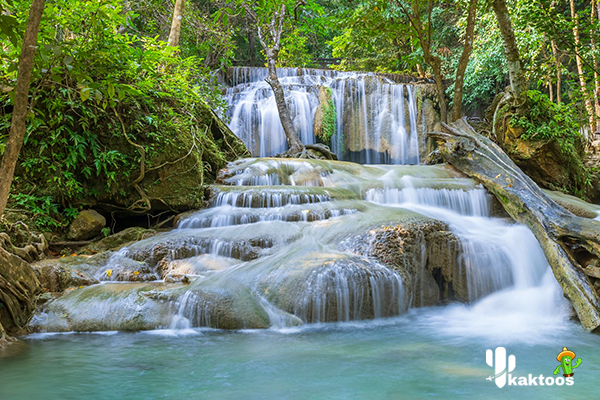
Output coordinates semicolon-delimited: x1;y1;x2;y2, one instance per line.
244;3;305;155
551;39;561;104
429;118;600;331
491;0;525;98
0;0;46;218
591;0;600;132
167;0;185;47
570;0;596;134
428;56;447;123
265;50;304;154
452;0;478;121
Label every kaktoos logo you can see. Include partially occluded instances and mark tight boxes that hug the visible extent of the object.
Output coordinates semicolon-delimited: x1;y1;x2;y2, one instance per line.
486;347;577;388
486;347;515;388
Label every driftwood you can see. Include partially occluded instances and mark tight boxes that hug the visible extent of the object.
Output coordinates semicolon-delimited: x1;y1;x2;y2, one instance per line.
429;118;600;331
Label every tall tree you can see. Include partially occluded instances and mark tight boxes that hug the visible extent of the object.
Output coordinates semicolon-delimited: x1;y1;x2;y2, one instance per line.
491;0;525;98
167;0;185;47
569;0;596;133
591;0;600;131
395;0;448;122
239;1;305;154
452;0;478;121
0;0;46;218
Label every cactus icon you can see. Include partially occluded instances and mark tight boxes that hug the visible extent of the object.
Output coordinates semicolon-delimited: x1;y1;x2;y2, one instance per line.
486;347;516;388
553;347;581;377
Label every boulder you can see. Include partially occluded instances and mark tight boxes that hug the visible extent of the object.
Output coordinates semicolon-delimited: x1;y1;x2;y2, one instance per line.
88;227;156;252
31;255;104;293
67;210;106;240
350;219;467;306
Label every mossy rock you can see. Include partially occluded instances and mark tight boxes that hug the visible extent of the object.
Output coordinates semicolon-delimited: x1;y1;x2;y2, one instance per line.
89;227;157;252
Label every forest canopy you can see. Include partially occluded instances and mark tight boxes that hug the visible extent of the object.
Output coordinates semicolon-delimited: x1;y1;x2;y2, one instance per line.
1;0;600;227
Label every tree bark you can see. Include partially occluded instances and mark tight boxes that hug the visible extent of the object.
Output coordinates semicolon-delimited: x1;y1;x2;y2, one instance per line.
429;118;600;332
402;0;448;122
429;57;447;123
569;0;596;134
591;0;600;132
491;0;525;98
452;0;478;121
265;49;304;153
167;0;185;47
243;3;305;154
0;0;46;218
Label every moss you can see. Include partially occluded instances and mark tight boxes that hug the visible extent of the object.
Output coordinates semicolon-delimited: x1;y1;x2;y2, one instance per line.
321;87;337;147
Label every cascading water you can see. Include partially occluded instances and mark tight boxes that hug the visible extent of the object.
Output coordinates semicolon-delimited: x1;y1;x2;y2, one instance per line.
31;158;570;341
365;175;570;341
225;67;421;164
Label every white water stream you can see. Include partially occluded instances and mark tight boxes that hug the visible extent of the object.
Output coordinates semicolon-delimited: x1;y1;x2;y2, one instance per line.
366;175;571;343
225;67;421;164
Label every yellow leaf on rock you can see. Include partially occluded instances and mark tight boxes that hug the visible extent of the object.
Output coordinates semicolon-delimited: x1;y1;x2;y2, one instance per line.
134;271;140;275
106;269;113;278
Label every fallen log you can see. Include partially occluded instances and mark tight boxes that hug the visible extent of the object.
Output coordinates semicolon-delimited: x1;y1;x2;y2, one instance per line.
429;118;600;331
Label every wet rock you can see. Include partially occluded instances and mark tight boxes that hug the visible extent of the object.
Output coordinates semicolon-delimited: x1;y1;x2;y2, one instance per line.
88;227;157;252
164;274;190;284
0;247;42;334
31;254;107;292
260;253;406;323
543;189;600;219
67;210;106;240
31;280;270;332
31;283;175;332
349;219;466;306
158;254;239;277
174;281;271;329
584;266;600;279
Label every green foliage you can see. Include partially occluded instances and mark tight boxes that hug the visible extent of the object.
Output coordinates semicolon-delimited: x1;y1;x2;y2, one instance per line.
0;0;234;230
9;193;62;230
277;30;314;67
134;0;236;68
510;90;591;196
321;89;336;146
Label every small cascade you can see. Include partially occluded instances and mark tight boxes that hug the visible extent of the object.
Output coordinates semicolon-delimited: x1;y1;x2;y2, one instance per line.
225;67;422;164
292;259;406;323
365;176;552;303
32;159;568;336
366;176;491;216
213;189;331;208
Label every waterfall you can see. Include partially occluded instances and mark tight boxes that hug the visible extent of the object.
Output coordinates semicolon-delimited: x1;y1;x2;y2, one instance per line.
225;67;421;164
33;160;569;337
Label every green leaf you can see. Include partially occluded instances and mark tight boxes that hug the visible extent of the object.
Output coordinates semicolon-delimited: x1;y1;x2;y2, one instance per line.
107;83;115;98
80;87;91;102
